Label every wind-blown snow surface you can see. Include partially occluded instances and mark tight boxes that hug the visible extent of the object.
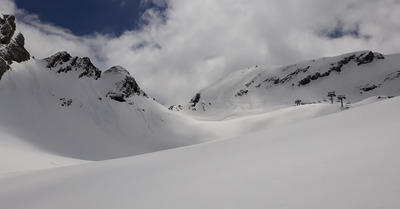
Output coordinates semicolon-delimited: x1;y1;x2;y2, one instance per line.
1;97;399;209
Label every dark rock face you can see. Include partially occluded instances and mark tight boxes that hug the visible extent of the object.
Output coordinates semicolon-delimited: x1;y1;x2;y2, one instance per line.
5;33;30;63
190;93;201;107
356;51;384;66
280;66;309;84
357;51;375;65
168;105;183;111
44;51;101;80
297;51;384;86
60;97;73;106
105;66;148;102
0;14;30;79
235;89;248;97
0;14;16;44
298;77;311;85
360;84;378;92
46;51;71;68
76;57;102;79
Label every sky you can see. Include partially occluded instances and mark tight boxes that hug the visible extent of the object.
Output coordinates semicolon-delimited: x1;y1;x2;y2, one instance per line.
1;0;400;105
14;0;167;36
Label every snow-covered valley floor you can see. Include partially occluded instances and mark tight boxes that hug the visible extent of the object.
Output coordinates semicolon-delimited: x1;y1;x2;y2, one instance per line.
1;96;399;209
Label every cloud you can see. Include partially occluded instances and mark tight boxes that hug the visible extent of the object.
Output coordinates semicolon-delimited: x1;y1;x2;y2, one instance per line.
0;0;16;14
140;0;168;8
3;0;400;105
318;20;360;39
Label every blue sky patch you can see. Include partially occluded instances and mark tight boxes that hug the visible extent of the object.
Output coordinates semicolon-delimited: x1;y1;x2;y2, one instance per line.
15;0;166;36
318;20;370;40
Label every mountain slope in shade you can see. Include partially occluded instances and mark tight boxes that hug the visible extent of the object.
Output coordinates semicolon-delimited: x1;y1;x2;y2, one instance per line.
0;128;88;176
1;96;398;209
173;51;400;119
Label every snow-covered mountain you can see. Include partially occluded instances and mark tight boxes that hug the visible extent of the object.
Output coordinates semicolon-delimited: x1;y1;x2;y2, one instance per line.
0;50;218;161
172;51;400;119
0;15;213;163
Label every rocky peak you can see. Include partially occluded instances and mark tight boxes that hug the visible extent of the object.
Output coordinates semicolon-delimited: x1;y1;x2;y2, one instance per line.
44;51;101;80
44;52;148;102
104;65;131;76
104;66;148;102
0;14;30;79
45;51;71;68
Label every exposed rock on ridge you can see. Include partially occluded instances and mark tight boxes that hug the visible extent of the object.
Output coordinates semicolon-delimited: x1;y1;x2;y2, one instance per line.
104;66;148;102
45;51;101;80
44;52;148;103
0;14;30;79
171;50;397;114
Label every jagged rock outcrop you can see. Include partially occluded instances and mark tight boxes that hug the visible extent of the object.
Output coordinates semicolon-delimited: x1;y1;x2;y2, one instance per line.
168;104;183;111
0;14;30;79
44;51;148;103
44;51;101;79
104;66;148;102
44;52;148;102
356;51;383;65
189;93;201;107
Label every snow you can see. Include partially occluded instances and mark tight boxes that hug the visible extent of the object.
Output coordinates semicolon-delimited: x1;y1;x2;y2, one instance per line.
1;96;399;209
0;128;87;177
1;50;400;208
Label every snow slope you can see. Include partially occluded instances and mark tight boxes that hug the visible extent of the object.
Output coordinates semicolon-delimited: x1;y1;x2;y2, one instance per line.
175;51;400;119
4;51;387;164
0;52;395;174
1;96;398;209
0;127;88;177
1;14;90;174
0;53;211;161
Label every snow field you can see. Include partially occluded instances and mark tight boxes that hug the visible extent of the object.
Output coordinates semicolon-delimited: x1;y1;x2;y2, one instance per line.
1;96;399;209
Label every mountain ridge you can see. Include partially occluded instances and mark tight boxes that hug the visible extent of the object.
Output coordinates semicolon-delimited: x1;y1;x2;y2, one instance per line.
170;50;400;119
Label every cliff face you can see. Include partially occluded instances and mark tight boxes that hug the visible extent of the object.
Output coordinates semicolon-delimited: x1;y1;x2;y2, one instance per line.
0;14;30;79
